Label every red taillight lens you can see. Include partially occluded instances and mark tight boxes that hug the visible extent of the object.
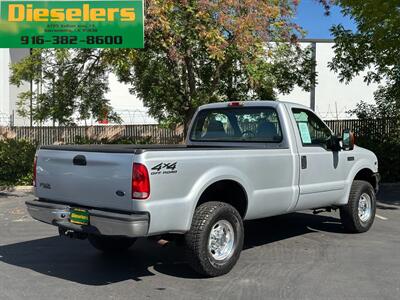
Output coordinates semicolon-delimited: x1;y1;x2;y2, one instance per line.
33;156;37;187
132;163;150;199
228;101;243;107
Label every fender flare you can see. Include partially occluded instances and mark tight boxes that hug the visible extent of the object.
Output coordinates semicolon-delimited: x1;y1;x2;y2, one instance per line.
339;159;377;205
183;166;251;230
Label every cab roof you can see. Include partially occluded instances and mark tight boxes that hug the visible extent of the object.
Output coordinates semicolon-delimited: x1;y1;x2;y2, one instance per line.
198;100;310;111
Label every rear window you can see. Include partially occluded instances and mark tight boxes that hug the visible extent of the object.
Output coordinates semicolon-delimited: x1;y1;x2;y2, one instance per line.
190;107;283;143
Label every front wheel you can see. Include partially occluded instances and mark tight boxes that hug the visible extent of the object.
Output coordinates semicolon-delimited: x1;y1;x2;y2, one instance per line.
88;234;137;253
340;180;376;233
185;202;244;277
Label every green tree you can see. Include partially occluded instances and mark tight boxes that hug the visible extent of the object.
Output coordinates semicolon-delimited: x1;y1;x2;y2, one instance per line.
10;49;120;126
10;1;318;132
326;0;400;182
108;0;317;134
328;0;400;119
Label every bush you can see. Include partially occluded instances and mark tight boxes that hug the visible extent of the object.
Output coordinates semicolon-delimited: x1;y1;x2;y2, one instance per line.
356;137;400;183
0;139;37;187
348;118;400;182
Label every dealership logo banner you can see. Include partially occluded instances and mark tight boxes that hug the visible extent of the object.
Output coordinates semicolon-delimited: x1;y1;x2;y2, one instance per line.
0;0;144;48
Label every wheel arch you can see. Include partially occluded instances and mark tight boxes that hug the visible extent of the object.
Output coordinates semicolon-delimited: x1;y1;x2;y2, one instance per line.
353;168;379;192
339;164;378;206
195;179;249;219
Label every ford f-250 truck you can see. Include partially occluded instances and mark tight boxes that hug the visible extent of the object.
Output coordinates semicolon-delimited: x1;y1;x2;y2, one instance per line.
26;101;380;277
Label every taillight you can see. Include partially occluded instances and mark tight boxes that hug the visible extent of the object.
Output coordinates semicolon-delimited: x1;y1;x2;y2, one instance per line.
33;156;37;187
132;163;150;199
228;101;243;107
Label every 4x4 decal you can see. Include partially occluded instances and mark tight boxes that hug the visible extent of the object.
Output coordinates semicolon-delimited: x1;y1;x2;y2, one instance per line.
150;162;178;175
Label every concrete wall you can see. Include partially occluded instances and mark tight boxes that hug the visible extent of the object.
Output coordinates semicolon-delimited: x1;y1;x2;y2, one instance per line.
9;49;31;126
278;43;378;119
0;49;11;125
0;48;30;126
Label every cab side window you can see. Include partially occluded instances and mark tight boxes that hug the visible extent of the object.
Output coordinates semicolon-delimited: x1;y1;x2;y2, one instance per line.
292;108;332;146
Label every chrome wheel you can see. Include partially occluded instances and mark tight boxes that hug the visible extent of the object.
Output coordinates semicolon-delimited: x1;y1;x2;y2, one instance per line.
208;220;235;261
358;193;372;222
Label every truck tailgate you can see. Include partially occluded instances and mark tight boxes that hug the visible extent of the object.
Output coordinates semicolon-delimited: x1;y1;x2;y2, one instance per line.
36;149;135;211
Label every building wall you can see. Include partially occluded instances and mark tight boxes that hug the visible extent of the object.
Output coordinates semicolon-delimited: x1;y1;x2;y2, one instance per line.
0;48;30;126
278;43;378;119
0;49;10;125
9;49;31;126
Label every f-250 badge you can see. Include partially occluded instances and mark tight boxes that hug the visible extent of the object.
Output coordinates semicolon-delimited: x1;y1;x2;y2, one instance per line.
150;162;178;175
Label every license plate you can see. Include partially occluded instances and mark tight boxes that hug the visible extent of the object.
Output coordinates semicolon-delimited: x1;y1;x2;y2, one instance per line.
70;208;89;225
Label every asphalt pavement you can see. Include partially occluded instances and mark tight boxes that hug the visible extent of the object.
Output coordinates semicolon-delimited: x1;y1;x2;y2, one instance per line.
0;186;399;300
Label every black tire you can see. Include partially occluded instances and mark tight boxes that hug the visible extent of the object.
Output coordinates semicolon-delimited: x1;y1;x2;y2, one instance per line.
185;202;244;277
340;180;376;233
88;235;136;253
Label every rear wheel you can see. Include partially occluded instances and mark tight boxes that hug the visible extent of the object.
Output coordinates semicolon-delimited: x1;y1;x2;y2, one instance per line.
88;234;136;253
185;201;244;277
340;180;376;233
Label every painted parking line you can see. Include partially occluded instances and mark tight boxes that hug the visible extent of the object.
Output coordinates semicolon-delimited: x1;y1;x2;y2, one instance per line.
376;214;388;220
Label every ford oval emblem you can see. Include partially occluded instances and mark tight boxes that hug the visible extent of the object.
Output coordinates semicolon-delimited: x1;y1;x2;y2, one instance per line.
116;190;125;197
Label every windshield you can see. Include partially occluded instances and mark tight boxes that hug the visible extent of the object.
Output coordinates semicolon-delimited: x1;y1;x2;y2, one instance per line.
190;107;283;143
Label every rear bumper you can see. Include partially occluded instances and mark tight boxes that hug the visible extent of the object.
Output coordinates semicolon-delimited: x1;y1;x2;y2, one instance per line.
26;199;149;238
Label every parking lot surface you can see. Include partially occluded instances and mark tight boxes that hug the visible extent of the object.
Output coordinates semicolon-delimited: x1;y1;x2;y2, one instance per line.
0;187;399;300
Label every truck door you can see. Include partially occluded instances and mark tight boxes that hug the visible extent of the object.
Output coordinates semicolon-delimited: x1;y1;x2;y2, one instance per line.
288;107;347;210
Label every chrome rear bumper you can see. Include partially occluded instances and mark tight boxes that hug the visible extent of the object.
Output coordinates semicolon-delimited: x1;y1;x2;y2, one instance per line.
26;199;149;238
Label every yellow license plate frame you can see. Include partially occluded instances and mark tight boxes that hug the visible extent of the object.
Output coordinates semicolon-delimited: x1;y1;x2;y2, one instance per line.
70;208;89;225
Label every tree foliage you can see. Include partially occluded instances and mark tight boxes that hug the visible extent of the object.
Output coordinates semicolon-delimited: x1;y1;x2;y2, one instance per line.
329;0;400;118
0;139;37;186
109;0;317;133
329;0;400;182
10;1;318;131
10;49;120;125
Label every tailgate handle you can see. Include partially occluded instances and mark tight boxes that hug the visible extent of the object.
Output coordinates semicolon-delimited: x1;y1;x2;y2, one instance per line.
73;155;87;166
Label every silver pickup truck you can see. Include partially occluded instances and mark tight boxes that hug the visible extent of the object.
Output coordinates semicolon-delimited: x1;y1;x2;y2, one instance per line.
26;101;380;277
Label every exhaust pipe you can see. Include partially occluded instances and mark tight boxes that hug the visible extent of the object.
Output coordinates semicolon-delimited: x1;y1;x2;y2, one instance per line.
58;227;87;240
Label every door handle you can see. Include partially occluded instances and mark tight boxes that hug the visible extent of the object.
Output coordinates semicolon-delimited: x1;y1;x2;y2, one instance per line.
301;155;307;169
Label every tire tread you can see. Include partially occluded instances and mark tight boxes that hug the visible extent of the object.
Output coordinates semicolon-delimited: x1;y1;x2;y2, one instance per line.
340;180;375;233
185;201;243;277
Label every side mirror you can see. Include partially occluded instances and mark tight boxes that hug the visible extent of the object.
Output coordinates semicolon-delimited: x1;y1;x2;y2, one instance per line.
342;129;355;150
326;135;341;151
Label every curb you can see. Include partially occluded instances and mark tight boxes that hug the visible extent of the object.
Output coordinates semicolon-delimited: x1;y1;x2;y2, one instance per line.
14;186;34;192
380;182;400;187
0;186;33;193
